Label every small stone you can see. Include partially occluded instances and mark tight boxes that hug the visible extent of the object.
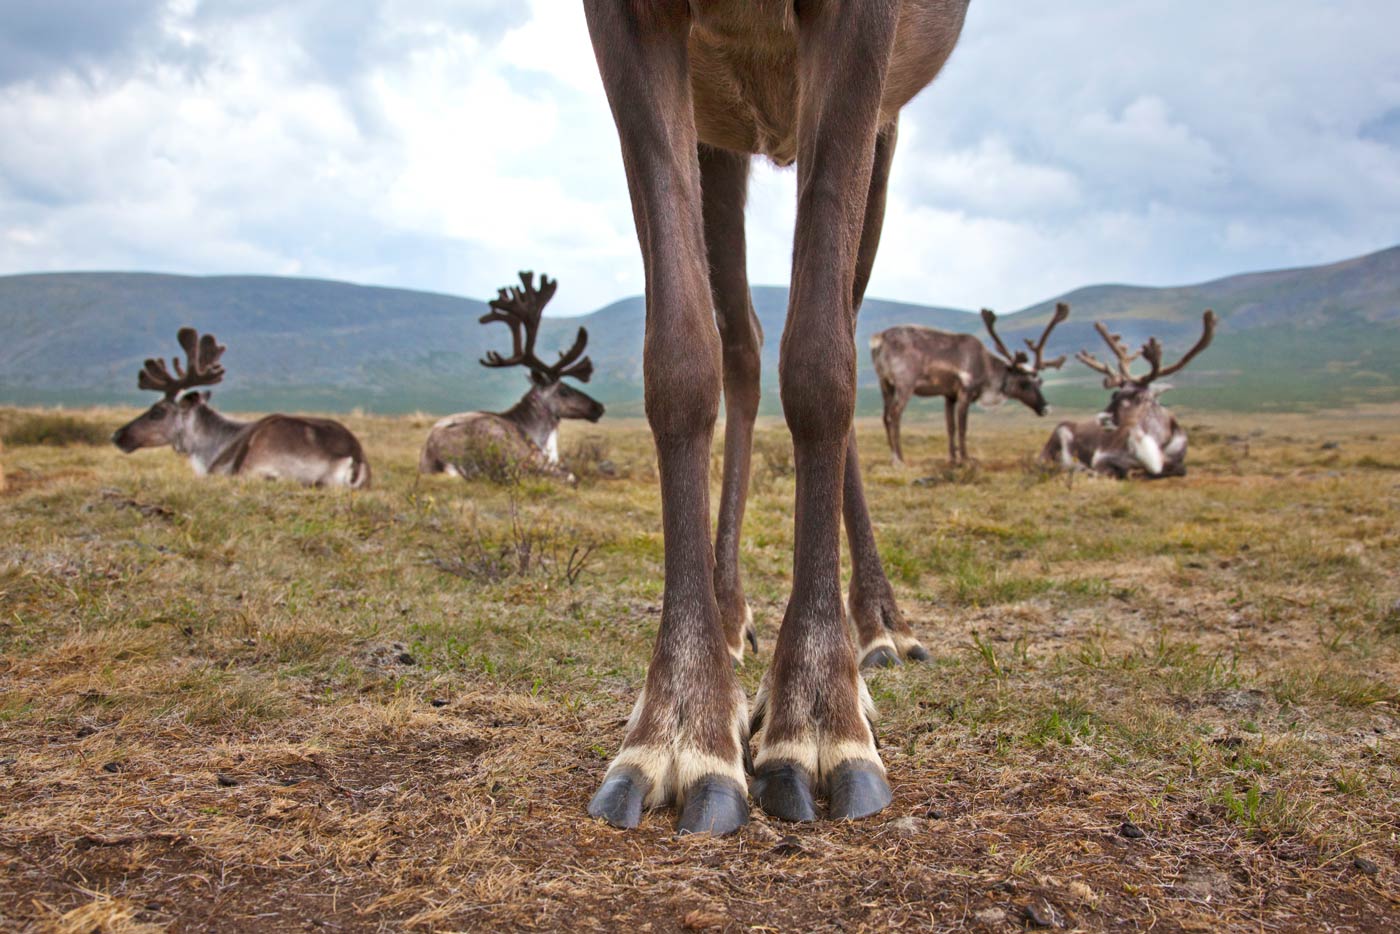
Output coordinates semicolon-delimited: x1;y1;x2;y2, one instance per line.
1022;899;1059;928
597;460;618;477
430;698;449;708
217;773;239;787
396;652;416;666
75;726;98;738
1352;856;1380;875
1119;820;1145;839
926;808;947;820
770;834;805;855
102;761;121;773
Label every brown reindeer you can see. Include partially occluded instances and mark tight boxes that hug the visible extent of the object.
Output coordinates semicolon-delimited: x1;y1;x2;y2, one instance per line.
584;0;970;835
1042;311;1217;478
873;304;1070;466
419;272;604;483
112;328;371;488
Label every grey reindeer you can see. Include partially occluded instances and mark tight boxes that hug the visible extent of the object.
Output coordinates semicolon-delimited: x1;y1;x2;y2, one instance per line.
112;327;370;488
1042;311;1217;478
420;272;604;483
872;304;1071;466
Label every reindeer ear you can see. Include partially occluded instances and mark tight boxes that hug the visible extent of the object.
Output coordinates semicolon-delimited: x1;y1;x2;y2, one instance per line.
1150;382;1173;397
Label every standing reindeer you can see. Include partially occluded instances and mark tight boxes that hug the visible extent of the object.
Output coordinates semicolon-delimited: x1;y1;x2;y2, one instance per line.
420;272;604;482
112;328;371;487
1042;311;1217;478
583;1;970;836
872;304;1070;465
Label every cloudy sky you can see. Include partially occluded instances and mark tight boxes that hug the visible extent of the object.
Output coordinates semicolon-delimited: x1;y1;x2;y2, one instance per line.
1;1;1397;315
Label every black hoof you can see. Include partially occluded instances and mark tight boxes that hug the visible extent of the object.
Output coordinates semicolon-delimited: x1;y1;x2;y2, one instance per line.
860;645;902;669
826;760;893;820
677;776;749;836
752;763;817;822
745;625;759;655
905;644;931;663
588;766;650;829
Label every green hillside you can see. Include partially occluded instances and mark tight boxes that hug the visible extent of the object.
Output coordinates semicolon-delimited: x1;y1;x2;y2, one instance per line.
1;245;1397;415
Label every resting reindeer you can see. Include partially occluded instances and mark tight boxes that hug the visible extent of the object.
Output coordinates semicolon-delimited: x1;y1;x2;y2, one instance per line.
420;272;604;482
1042;310;1216;478
872;304;1069;465
112;327;371;488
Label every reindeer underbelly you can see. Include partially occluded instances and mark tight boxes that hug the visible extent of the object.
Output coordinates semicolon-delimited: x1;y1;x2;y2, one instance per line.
688;0;967;164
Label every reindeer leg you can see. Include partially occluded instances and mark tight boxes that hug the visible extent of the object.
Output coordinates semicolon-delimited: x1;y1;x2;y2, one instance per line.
584;3;746;835
702;143;761;665
751;4;897;823
843;122;928;668
880;379;906;467
956;395;973;465
944;397;958;465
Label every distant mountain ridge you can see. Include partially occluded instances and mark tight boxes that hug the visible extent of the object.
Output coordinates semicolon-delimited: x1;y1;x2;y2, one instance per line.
1;245;1398;415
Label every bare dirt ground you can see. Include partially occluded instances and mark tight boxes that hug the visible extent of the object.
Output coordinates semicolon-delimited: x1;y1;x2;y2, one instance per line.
1;406;1397;932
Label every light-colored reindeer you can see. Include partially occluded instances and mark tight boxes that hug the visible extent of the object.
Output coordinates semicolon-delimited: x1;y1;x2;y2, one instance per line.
420;272;604;482
1042;311;1217;478
112;327;371;488
872;304;1070;465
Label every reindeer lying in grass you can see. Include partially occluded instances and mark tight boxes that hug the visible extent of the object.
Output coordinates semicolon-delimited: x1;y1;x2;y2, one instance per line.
112;328;371;488
1042;311;1216;478
420;272;604;483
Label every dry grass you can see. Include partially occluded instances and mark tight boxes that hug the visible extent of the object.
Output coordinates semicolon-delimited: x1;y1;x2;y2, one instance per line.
1;404;1397;932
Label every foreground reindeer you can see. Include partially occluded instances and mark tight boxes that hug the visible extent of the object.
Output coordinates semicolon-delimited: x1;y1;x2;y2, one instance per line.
584;1;970;835
112;328;371;488
873;304;1069;465
420;272;604;482
1042;311;1216;477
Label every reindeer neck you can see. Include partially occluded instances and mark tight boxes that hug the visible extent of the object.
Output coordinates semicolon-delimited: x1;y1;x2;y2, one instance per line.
499;388;560;453
175;404;246;475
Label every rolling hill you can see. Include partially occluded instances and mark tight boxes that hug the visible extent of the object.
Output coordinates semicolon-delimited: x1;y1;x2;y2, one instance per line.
1;245;1398;416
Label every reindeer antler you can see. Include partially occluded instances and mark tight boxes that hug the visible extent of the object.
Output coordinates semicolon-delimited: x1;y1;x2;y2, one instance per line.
137;327;226;399
1076;321;1141;388
479;271;593;383
980;309;1030;370
1141;310;1217;384
1024;302;1070;371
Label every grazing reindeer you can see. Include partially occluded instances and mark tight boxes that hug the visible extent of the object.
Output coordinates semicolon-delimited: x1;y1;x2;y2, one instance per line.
419;272;604;482
583;1;970;836
873;304;1070;466
1042;311;1217;478
112;328;371;488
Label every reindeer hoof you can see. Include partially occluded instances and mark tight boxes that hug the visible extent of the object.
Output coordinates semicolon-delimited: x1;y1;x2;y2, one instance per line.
588;766;650;829
905;644;931;663
677;777;748;836
752;763;817;822
745;624;759;655
827;761;892;820
860;645;902;669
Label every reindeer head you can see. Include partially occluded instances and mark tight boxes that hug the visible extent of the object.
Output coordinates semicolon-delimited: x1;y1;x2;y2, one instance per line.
112;328;226;453
1078;310;1217;433
480;272;605;423
980;303;1069;416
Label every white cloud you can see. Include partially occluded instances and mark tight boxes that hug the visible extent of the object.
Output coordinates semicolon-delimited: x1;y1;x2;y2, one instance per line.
0;0;1397;317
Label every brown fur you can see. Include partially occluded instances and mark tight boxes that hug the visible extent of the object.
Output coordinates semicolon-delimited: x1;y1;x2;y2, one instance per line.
113;328;371;489
584;0;971;833
872;305;1068;466
1046;312;1215;478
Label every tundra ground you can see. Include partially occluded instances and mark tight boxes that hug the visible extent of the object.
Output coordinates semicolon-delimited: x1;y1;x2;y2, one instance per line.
1;405;1397;932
